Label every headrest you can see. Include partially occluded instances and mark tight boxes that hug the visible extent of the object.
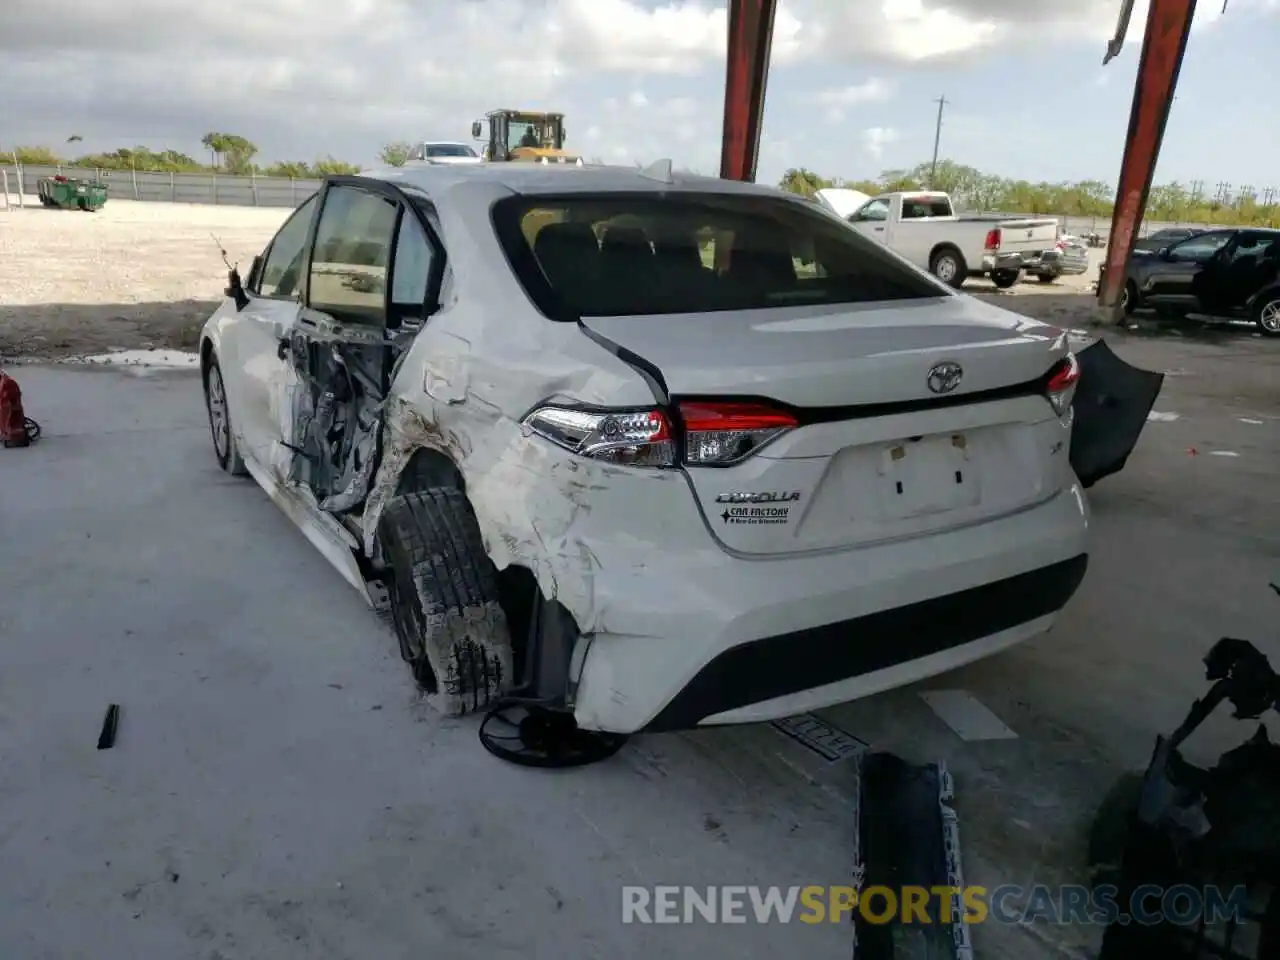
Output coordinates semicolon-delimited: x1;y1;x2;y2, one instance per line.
600;226;652;255
534;222;599;259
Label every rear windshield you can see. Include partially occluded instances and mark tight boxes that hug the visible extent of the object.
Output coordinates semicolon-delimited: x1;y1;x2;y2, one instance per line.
491;192;947;319
901;196;953;218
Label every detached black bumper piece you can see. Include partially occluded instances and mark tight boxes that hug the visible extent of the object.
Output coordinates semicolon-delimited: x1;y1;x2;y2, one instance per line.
645;553;1088;732
854;753;972;960
1070;339;1165;488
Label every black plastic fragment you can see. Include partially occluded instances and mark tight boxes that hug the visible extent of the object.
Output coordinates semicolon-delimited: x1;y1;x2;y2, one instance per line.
97;704;120;750
853;752;968;960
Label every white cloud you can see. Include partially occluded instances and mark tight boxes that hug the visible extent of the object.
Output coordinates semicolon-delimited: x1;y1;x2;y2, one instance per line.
3;0;1278;173
803;78;895;122
862;126;899;160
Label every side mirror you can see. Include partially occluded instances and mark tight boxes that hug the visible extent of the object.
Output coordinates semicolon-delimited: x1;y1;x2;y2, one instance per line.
562;127;567;143
1157;246;1171;260
471;121;483;140
225;266;250;311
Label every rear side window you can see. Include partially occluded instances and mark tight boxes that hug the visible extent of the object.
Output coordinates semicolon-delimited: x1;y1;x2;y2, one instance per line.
492;192;945;320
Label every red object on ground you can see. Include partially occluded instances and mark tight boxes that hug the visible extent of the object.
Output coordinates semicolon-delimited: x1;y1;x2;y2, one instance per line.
0;371;31;447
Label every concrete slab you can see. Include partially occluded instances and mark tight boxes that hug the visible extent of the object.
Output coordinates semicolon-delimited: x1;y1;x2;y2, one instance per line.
0;365;853;960
2;330;1276;959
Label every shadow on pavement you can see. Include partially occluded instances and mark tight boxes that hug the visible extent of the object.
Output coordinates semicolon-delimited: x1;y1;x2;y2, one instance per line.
0;299;217;360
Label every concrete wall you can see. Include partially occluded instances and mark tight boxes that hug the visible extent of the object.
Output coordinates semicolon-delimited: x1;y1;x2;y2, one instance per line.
1;163;322;208
0;162;1236;241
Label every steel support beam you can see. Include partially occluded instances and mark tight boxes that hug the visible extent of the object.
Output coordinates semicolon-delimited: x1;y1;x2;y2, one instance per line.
1098;0;1198;316
720;0;777;182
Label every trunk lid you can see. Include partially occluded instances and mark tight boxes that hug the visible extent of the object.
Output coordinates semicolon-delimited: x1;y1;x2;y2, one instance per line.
581;294;1065;407
997;219;1061;256
581;297;1073;556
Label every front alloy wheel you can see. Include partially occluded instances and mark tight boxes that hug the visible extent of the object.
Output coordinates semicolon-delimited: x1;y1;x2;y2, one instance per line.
204;357;247;475
1257;297;1280;337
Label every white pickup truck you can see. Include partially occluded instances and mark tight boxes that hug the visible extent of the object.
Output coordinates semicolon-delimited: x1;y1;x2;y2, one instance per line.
821;190;1061;290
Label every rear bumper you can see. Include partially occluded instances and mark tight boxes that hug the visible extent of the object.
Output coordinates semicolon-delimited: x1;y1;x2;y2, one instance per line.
570;484;1091;734
1029;249;1089;278
984;250;1088;278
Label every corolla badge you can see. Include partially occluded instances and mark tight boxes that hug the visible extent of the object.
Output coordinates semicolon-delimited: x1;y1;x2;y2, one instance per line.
927;361;963;395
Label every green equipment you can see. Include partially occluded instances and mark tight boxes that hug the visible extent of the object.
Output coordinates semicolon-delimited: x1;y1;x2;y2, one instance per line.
37;175;108;212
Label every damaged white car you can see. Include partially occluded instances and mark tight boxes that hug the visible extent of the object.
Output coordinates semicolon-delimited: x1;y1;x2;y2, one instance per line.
200;162;1138;750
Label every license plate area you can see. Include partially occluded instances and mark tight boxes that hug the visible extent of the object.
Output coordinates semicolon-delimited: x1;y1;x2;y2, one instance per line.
876;433;981;519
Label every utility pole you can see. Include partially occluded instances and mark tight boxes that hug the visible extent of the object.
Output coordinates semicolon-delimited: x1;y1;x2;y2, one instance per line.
929;95;949;188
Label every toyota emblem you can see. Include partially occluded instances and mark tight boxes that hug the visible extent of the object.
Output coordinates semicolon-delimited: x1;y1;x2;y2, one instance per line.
927;361;963;394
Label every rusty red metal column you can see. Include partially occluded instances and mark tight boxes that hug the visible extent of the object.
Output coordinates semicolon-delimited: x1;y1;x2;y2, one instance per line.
1098;0;1198;315
720;0;778;182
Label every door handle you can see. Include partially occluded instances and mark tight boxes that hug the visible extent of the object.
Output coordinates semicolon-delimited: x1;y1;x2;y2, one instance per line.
874;226;885;232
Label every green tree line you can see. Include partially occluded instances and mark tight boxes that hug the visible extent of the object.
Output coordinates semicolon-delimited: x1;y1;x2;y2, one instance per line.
10;136;361;179
778;159;1280;228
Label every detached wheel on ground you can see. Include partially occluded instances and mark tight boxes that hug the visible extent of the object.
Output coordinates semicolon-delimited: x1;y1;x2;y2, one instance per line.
1254;293;1280;337
377;488;515;715
928;247;967;289
991;269;1021;289
1037;273;1059;284
203;355;248;476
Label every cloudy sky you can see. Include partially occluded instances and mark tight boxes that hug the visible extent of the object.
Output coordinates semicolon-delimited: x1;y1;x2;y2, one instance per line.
4;0;1278;188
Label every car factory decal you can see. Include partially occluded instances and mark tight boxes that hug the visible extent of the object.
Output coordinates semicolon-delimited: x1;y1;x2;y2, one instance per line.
714;491;801;525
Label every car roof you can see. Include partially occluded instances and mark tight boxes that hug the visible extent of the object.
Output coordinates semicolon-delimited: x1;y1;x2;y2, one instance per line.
359;162;792;201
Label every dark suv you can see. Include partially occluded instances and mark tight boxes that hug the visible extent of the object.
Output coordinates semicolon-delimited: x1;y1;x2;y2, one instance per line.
1100;228;1280;336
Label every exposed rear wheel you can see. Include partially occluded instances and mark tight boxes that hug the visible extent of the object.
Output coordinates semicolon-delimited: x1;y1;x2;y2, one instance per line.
377;488;515;715
203;356;247;476
1037;273;1059;284
991;269;1020;289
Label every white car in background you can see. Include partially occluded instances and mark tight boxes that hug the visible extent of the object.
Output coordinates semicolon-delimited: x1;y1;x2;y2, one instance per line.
199;162;1146;745
406;141;484;165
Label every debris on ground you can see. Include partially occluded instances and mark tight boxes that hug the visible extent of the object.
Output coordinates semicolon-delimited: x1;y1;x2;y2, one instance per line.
97;704;121;750
1093;601;1280;958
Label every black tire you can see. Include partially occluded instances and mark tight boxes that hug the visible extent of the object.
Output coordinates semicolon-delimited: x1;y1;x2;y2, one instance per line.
1253;293;1280;337
1120;280;1138;316
929;247;967;289
203;355;248;476
1037;273;1059;284
991;269;1020;289
377;488;514;715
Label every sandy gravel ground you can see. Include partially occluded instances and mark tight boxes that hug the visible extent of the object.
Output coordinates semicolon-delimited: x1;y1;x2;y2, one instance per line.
0;198;1109;361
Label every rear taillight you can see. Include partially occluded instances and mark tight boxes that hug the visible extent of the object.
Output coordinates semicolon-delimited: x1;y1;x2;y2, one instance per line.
521;400;798;468
522;407;675;467
984;228;1001;251
679;401;798;466
1044;353;1081;416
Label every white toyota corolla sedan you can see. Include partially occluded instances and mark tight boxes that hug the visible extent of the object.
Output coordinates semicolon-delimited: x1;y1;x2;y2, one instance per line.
199;161;1123;740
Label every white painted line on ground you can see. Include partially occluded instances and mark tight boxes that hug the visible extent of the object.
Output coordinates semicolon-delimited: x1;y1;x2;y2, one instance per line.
1210;450;1240;457
1240;418;1264;425
1147;411;1180;422
919;690;1018;742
